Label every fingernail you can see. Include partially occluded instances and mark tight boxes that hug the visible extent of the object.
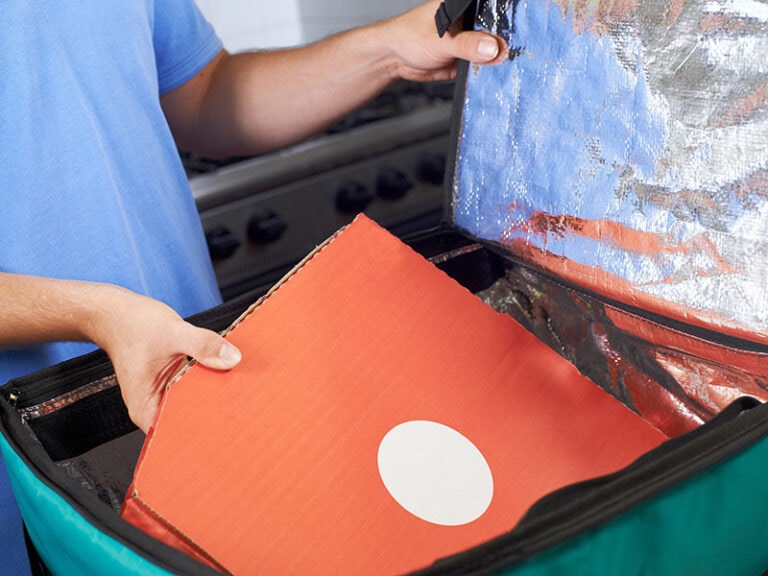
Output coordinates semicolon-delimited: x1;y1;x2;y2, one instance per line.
218;342;242;366
478;38;499;59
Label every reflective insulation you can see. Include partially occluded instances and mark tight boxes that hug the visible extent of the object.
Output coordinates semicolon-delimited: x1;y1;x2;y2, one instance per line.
453;0;768;345
477;262;768;436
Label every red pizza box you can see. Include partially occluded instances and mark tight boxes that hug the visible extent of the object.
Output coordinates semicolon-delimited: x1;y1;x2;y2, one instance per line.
121;214;667;575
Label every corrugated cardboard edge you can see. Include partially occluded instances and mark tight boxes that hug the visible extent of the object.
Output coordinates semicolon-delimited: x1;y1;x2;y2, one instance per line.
164;217;353;392
121;428;232;574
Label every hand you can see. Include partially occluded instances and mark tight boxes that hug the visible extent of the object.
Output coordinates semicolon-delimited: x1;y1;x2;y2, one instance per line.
162;0;507;158
88;287;241;433
378;0;508;82
0;273;242;433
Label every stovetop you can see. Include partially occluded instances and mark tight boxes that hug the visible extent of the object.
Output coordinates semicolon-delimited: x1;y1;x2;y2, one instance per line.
190;80;456;299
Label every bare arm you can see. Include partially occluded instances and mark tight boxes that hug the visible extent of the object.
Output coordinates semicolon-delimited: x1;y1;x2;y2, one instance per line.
0;273;241;432
161;0;507;158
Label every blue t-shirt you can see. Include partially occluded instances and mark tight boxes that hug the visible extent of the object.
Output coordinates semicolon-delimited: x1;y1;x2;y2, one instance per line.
0;1;223;572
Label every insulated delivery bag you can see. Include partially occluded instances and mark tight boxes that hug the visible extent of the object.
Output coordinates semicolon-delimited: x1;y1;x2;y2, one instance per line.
4;0;768;574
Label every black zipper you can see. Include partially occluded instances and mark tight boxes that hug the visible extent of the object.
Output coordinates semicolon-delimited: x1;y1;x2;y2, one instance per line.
3;350;114;410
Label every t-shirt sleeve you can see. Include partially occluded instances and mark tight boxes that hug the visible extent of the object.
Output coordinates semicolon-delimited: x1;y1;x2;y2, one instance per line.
153;0;224;94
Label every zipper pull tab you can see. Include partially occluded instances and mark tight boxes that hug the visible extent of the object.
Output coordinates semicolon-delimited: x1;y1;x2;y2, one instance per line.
7;388;21;408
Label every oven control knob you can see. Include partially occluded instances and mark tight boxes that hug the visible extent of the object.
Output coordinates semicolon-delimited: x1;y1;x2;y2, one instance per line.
416;153;447;186
248;209;287;244
335;180;374;214
376;167;413;200
205;226;241;261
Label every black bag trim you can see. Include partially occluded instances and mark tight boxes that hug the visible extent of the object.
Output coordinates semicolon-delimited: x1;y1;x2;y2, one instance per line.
413;397;768;575
435;0;477;36
442;2;479;227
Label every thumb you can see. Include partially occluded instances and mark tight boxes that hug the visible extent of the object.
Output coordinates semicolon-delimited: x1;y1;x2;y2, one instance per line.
449;31;506;64
182;325;242;371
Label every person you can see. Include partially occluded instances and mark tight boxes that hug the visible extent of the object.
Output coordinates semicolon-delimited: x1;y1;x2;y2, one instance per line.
0;0;507;572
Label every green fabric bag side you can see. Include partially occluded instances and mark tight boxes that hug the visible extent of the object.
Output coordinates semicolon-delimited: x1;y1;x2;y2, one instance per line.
496;434;768;576
0;435;174;576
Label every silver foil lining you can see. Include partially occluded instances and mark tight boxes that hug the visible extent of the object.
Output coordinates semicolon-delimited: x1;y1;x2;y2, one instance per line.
454;0;768;343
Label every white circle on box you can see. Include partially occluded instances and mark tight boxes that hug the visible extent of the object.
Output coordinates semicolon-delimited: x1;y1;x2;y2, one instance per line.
377;420;494;526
